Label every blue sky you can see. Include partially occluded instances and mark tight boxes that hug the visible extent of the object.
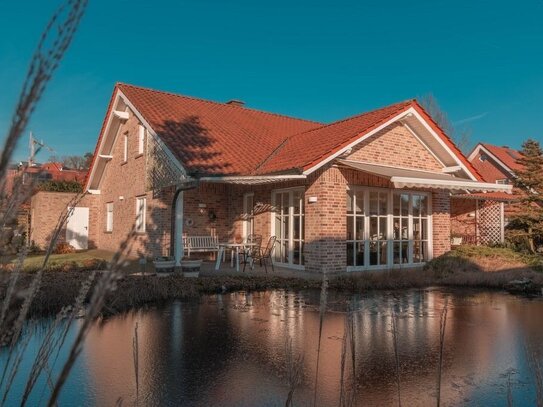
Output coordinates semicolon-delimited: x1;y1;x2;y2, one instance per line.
1;0;543;163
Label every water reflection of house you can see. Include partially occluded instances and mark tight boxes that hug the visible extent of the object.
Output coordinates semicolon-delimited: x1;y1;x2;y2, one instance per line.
81;291;538;406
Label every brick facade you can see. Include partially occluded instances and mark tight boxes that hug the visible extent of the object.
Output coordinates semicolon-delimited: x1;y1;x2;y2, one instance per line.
30;191;98;250
347;123;443;171
431;190;451;257
30;107;458;272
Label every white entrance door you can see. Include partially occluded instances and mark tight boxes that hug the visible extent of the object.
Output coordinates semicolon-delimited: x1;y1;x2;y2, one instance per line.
66;207;89;250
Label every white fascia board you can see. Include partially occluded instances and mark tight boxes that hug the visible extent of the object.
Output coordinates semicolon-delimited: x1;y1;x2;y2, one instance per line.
302;111;412;176
442;165;462;173
199;175;307;184
113;110;129;120
86;91;123;190
117;89;187;176
409;108;479;181
467;143;483;161
391;176;513;192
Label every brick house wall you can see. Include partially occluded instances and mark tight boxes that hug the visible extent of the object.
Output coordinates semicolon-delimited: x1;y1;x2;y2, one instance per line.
96;109;173;258
431;190;451;256
30;191;98;250
347;123;443;171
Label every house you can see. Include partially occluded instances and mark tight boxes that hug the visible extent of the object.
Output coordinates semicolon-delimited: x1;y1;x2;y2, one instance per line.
30;83;511;272
450;143;522;245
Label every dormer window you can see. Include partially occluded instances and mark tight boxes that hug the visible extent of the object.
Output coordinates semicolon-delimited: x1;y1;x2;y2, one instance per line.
479;153;488;162
496;179;509;185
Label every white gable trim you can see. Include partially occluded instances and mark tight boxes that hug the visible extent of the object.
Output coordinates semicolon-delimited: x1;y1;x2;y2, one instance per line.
302;107;479;181
302;111;410;176
467;144;516;178
400;121;447;167
408;108;478;181
86;89;187;191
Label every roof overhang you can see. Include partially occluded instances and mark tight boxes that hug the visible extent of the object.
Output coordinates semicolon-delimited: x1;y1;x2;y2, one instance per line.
199;175;306;185
338;160;512;192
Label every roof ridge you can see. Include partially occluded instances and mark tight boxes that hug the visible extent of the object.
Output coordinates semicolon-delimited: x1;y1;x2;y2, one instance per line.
116;82;322;125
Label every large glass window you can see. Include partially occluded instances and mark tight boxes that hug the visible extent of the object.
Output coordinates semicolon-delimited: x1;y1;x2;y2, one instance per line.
346;189;430;270
273;189;304;267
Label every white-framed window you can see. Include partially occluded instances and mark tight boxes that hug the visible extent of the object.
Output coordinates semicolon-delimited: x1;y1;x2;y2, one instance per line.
106;202;113;232
346;187;431;271
137;125;145;155
136;196;146;233
496;179;509;185
243;193;254;239
123;132;128;162
271;188;304;268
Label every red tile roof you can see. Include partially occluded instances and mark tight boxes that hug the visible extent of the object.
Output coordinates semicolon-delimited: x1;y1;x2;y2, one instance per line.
481;143;524;172
117;83;321;175
87;83;482;182
254;100;414;174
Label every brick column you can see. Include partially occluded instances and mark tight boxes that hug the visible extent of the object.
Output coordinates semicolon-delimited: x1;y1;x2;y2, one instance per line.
432;189;451;257
305;166;347;273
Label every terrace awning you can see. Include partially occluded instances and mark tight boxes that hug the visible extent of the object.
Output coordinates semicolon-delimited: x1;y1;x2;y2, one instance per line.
337;160;513;192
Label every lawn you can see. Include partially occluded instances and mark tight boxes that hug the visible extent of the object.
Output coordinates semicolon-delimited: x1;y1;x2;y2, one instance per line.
1;249;115;271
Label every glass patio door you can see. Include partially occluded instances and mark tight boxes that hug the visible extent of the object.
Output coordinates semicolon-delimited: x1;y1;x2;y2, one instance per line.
273;189;304;267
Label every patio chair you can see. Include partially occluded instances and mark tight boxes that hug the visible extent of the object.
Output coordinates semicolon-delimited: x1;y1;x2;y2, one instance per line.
241;234;262;272
246;235;276;273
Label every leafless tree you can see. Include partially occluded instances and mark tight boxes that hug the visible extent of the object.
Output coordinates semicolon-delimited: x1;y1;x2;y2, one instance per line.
419;93;472;153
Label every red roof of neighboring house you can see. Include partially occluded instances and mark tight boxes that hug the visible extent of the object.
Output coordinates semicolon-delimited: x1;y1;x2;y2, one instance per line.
87;83;483;182
117;83;322;175
481;143;524;172
41;162;64;172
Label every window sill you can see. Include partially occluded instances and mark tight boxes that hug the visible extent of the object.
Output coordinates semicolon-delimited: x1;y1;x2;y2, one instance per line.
135;153;144;159
104;231;113;234
120;161;128;166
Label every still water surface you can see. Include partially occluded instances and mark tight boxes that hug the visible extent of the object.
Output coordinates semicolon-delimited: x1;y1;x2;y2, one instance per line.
2;288;543;406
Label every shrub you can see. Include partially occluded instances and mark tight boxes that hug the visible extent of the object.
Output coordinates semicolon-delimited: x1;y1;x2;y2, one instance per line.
38;180;83;193
53;242;76;254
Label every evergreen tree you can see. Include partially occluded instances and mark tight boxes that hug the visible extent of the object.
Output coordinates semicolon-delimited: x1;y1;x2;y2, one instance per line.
509;139;543;252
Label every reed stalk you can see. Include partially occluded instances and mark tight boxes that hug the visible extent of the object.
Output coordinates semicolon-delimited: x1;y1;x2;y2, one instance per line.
284;336;303;407
391;308;401;407
436;298;449;407
312;274;328;407
133;322;139;405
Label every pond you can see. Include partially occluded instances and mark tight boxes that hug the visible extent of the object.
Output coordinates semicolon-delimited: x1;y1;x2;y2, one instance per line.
2;288;543;406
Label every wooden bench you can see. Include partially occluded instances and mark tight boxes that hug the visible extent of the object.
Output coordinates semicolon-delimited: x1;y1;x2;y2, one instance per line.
183;235;219;257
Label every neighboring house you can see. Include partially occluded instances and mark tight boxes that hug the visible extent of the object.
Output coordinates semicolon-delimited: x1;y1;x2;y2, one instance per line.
450;143;522;245
5;162;87;244
30;83;510;272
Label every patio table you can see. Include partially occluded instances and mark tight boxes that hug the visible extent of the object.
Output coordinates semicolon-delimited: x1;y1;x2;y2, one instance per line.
215;242;256;272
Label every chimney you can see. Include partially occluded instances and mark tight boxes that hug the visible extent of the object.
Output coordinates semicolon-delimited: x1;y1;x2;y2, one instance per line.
226;99;245;107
